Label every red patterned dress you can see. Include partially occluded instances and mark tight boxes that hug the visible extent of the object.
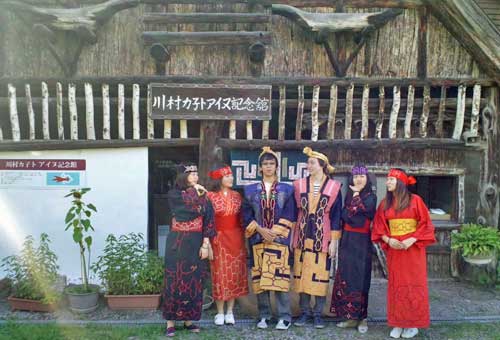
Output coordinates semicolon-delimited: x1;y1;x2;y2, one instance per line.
207;190;249;301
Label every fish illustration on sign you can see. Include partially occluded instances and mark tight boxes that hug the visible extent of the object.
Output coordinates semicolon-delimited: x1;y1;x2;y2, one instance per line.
52;173;73;184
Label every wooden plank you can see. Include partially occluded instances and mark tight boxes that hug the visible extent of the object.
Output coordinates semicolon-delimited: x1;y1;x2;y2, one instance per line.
56;82;64;140
68;83;78;140
388;85;400;139
425;0;500;80
7;84;20;141
295;85;304;141
180;120;188;139
142;31;272;46
143;13;270;24
327;84;338;140
246;120;253;140
470;84;481;137
435;86;447;138
218;138;471;151
311;85;320;142
344;83;354;140
361;84;369;140
102;84;111;140
458;174;465;223
404;85;415;138
417;7;428;78
41;82;50;140
0;139;200;151
147;85;154;140
132;84;140;140
164;120;172;139
2;77;494;89
84;83;96;140
376;86;385;139
141;0;424;8
118;84;125;140
25;84;36;140
278;85;286;141
453;85;466;140
262;120;269;139
419;86;431;138
229;120;236;140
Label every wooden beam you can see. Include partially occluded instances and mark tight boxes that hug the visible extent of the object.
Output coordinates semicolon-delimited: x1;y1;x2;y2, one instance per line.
327;84;338;140
132;84;140;140
388;86;400;139
424;0;500;80
361;84;369;140
419;85;431;138
143;13;270;24
218;138;473;150
7;84;20;141
84;83;96;140
2;77;495;88
376;86;385;139
141;0;423;8
311;85;320;142
278;85;286;141
404;85;415;138
102;84;111;140
470;84;482;137
0;139;200;152
142;31;272;46
56;82;64;140
68;83;78;140
41;82;50;140
344;83;354;140
453;85;466;140
25;84;36;140
295;85;304;141
118;84;125;140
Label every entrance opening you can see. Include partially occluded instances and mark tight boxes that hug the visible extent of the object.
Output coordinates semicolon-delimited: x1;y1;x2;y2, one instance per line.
148;146;198;255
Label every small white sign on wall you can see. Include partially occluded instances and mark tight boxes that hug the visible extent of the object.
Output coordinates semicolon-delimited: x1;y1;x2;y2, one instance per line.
0;159;87;189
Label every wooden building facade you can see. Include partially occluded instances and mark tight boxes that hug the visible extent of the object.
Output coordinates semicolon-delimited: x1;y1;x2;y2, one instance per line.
0;0;499;280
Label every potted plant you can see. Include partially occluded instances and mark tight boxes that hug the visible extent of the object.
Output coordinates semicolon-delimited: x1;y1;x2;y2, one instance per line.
451;223;500;265
63;188;100;313
1;233;62;312
91;233;164;310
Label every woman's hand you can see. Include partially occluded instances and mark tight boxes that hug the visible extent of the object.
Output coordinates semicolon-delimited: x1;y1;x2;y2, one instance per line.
388;238;405;250
193;184;207;195
258;226;277;243
199;245;209;259
349;184;364;196
401;237;417;250
328;240;338;258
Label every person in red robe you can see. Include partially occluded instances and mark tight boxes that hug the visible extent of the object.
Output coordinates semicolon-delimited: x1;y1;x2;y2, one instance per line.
207;166;248;326
372;168;435;339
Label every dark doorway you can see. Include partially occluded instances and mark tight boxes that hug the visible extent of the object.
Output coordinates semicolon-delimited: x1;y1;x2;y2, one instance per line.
148;146;198;253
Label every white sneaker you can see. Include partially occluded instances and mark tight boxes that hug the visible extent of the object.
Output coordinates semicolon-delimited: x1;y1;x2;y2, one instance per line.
390;327;404;338
357;319;368;334
257;318;268;329
275;319;291;330
402;328;419;338
214;313;225;326
225;313;235;325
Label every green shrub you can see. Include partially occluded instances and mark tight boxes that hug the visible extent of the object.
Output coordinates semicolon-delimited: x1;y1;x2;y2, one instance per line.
91;233;163;295
451;223;500;257
1;233;61;304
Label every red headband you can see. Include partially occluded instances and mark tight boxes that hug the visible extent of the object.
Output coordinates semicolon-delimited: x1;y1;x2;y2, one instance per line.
388;169;417;186
208;166;232;180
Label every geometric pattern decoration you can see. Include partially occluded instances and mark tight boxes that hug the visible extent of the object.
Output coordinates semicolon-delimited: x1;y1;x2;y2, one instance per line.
230;150;308;187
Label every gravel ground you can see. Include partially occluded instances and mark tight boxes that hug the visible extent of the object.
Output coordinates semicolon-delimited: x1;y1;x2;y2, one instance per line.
1;279;499;324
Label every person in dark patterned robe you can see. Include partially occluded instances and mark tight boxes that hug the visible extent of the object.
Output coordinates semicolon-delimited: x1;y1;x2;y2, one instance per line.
331;165;377;334
161;164;216;337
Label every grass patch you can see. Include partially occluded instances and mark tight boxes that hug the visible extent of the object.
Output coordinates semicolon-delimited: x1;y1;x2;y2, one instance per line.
1;322;500;340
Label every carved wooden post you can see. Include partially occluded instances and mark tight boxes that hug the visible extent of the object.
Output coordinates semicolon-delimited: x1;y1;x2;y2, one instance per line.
311;85;320;142
199;121;223;185
56;82;64;140
102;84;111;140
25;84;36;140
327;84;337;140
8;84;20;141
41;82;50;140
476;86;500;229
296;85;304;141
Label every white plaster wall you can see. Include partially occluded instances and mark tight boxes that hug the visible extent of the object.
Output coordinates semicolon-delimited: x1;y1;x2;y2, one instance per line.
0;148;148;281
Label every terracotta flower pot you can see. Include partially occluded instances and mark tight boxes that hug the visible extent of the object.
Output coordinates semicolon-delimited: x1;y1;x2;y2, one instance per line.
105;294;161;310
7;296;57;313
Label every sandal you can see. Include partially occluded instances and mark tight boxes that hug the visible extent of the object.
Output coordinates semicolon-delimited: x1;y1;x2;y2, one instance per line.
166;327;175;337
184;323;201;333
